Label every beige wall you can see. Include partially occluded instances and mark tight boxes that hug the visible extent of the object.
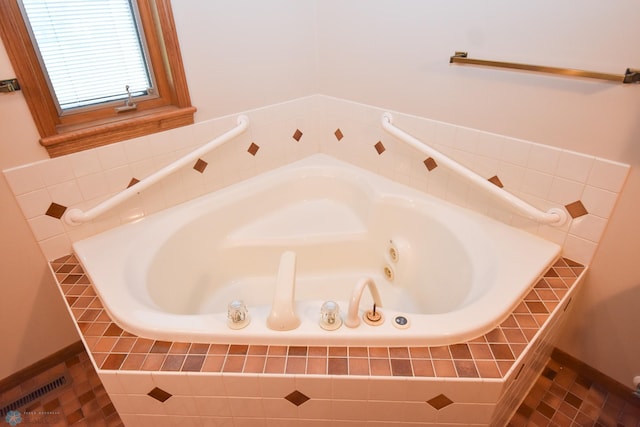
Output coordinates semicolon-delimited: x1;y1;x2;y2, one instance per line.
1;0;638;387
0;48;79;380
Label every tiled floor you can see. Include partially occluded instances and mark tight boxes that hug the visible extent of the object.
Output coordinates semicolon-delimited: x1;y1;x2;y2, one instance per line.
509;356;640;427
2;346;639;426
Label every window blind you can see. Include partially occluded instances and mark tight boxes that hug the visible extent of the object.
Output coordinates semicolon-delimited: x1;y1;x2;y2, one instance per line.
20;0;153;111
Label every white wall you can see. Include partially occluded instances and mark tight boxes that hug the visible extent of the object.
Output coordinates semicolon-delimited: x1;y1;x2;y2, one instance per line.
316;0;640;387
1;0;638;387
171;0;319;120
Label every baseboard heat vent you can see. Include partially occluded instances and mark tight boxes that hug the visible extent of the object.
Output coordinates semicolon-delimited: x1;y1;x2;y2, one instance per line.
0;373;69;417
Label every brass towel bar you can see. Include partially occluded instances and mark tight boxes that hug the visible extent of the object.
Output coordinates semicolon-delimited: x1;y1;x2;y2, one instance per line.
450;52;640;84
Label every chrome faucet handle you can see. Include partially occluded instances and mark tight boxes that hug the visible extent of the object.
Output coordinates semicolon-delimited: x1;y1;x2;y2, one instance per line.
319;300;342;330
227;300;250;329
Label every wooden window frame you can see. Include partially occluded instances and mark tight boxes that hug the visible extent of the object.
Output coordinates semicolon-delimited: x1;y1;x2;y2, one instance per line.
0;0;196;157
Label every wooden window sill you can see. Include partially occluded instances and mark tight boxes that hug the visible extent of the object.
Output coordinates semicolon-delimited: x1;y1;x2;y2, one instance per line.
41;106;197;157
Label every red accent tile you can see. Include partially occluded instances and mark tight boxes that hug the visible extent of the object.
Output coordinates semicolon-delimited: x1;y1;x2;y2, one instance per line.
120;354;146;370
427;394;453;410
390;359;413;376
389;347;410;358
223;355;246;372
193;158;208;173
429;346;452;359
490;344;515;360
288;346;308;356
247;142;260;156
101;354;126;370
103;323;123;337
349;347;368;357
268;346;287;356
189;343;210;355
424;157;437;171
150;341;172;354
454;360;479;378
161;355;185;371
209;344;230;355
328;358;348;375
285;390;310;406
334;128;344;141
565;201;588;219
374;141;386;154
46;202;67;219
141;354;166;371
369;358;391;376
308;346;327;357
243;356;266;373
433;359;457;377
285;357;306;374
488;175;504;188
169;342;191;354
202;355;225;372
148;387;172;402
131;338;154;353
349;358;370;375
449;344;472;359
409;347;430;358
369;347;389;358
411;359;435;377
264;356;286;374
292;129;303;141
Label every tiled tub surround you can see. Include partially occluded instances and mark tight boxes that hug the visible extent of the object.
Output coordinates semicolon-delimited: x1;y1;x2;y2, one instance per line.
52;254;586;426
3;95;631;266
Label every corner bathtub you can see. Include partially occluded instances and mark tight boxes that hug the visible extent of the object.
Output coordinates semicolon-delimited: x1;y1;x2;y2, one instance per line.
73;154;560;346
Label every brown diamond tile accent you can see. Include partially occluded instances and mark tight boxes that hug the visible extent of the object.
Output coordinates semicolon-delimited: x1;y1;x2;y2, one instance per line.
147;387;172;402
334;128;344;141
293;129;303;142
46;202;67;219
424;157;438;171
565;200;588;219
285;390;310;406
127;177;140;188
193;158;208;173
247;142;260;156
374;141;386;154
427;393;453;410
488;175;504;188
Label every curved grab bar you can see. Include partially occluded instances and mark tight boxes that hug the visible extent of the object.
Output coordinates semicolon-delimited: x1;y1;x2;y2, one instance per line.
381;113;567;226
64;115;250;225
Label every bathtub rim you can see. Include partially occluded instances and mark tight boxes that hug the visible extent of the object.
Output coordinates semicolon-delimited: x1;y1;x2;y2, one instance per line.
72;153;561;346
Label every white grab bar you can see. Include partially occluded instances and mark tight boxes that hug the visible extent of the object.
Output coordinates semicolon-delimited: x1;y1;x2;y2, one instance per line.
63;115;250;225
381;113;567;226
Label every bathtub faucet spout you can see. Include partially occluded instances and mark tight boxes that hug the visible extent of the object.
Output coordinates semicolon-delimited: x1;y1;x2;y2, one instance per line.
267;251;301;331
345;277;383;328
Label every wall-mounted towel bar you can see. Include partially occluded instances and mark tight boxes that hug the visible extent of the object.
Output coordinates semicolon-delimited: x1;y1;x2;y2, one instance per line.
450;51;640;84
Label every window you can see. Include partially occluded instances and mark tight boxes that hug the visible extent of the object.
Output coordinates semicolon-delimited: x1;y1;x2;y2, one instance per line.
0;0;195;157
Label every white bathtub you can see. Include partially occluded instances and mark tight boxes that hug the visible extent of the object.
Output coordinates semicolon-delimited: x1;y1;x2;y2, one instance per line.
73;154;560;346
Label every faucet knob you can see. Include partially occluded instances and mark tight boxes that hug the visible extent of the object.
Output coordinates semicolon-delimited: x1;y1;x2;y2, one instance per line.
227;300;250;329
319;301;342;330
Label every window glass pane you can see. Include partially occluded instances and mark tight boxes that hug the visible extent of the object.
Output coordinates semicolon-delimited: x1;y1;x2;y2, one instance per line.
21;0;153;111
